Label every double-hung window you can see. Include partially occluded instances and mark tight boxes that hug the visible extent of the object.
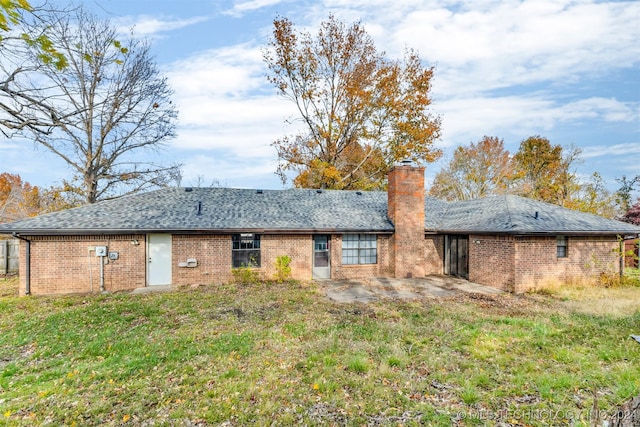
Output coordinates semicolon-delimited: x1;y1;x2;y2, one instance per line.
232;234;261;267
342;234;377;265
557;235;567;258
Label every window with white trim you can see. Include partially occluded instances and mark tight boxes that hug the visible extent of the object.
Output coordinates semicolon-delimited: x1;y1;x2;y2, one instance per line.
232;234;261;267
342;234;377;265
557;235;567;258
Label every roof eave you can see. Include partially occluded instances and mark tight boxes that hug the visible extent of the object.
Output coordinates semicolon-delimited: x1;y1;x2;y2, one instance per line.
430;229;639;236
4;227;395;236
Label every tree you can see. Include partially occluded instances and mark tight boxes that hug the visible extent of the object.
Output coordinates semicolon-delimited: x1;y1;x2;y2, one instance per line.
429;136;514;201
0;0;30;32
512;136;581;206
13;8;180;203
615;175;639;214
0;172;41;222
0;173;83;222
0;1;68;136
568;172;616;218
621;199;640;225
263;15;441;190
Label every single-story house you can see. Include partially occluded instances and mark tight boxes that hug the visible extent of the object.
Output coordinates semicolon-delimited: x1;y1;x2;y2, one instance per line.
1;163;639;296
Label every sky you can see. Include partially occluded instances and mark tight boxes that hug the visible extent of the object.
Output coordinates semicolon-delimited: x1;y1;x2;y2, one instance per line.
1;0;639;196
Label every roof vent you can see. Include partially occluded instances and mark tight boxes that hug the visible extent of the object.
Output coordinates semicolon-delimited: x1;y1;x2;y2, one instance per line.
185;187;193;192
256;189;264;194
196;201;202;216
316;189;323;194
356;191;362;195
534;211;539;220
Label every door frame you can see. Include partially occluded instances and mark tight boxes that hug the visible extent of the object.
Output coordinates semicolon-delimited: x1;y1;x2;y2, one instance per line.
312;235;331;279
444;235;469;279
147;234;172;286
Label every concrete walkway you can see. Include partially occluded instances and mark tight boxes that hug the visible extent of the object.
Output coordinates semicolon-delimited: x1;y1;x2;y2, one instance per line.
318;275;503;303
132;285;172;294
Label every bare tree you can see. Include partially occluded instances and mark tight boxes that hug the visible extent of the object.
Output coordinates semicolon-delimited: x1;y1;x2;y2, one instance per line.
0;1;70;136
8;7;180;203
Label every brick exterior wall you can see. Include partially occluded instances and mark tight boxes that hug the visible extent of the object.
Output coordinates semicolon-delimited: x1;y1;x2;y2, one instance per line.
173;234;393;285
17;232;399;295
388;164;426;278
425;235;444;275
513;235;620;292
469;235;516;292
172;234;233;284
172;234;314;284
467;234;621;293
18;235;146;296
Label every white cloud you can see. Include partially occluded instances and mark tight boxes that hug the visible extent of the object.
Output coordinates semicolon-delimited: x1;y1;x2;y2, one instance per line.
582;143;640;159
165;44;265;99
318;0;640;96
116;15;210;37
225;0;289;17
162;41;304;187
436;95;639;149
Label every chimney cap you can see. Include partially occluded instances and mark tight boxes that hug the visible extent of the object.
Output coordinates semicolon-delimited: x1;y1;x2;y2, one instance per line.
399;159;413;166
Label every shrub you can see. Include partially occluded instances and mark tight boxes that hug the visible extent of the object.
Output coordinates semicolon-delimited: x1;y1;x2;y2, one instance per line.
274;255;292;283
231;267;260;285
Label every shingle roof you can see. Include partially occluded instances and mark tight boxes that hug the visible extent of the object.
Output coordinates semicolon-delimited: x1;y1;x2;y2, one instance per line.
0;187;393;235
430;195;640;235
1;187;638;236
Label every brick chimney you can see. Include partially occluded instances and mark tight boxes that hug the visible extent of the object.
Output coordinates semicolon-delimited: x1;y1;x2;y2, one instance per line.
388;161;426;278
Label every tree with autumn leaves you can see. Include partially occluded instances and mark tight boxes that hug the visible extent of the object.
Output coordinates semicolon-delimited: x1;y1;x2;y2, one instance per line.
429;135;627;218
429;136;514;201
0;173;81;223
264;15;441;190
0;173;40;222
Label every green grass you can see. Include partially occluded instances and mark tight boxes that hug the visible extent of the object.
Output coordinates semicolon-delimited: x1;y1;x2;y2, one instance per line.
0;276;639;426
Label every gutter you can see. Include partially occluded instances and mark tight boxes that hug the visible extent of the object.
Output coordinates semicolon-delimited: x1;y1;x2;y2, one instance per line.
3;228;396;236
11;233;30;296
431;230;640;237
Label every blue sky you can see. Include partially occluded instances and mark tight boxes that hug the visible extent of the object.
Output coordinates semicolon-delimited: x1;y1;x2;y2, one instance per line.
2;0;639;196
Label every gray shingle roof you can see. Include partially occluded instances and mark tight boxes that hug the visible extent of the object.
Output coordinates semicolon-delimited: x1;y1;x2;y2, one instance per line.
1;188;638;236
429;195;640;235
0;187;393;235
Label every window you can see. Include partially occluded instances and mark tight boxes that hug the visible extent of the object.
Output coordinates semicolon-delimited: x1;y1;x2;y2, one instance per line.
557;235;567;258
232;234;261;267
342;234;377;265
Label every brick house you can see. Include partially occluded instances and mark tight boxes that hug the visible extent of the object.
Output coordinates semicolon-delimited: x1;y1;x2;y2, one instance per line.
1;164;639;296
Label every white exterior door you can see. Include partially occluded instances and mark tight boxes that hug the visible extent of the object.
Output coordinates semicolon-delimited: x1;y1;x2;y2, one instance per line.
147;234;172;286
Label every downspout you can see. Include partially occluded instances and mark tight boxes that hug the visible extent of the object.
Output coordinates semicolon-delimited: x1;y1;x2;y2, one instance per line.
620;237;624;278
12;233;30;296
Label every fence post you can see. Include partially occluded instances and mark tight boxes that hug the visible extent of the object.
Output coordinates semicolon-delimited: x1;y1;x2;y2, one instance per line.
1;240;7;275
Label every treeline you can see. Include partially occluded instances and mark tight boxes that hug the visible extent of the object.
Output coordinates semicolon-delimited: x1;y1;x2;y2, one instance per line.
429;135;639;221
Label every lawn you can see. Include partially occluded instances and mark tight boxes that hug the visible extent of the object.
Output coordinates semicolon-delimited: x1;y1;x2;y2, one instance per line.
0;276;639;426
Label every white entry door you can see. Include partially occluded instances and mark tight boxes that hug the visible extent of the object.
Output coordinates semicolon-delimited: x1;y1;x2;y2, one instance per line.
147;234;172;286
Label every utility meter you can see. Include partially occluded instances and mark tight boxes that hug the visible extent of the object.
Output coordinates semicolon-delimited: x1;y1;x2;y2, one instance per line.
95;246;108;257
